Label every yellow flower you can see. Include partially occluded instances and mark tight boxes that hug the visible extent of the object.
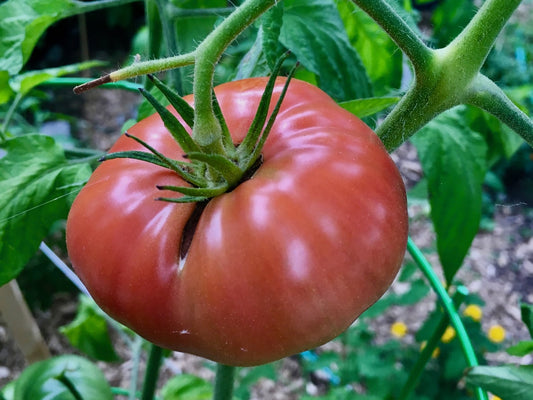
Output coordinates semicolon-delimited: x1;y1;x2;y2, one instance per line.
432;347;440;358
488;325;506;343
420;341;440;358
391;321;408;338
489;395;502;400
463;304;483;322
441;326;456;343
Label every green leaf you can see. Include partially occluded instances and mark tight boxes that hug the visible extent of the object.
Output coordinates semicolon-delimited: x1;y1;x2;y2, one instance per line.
0;0;83;75
10;61;105;96
340;96;400;118
506;340;533;357
0;381;15;400
279;0;372;101
0;70;14;105
466;365;533;400
13;355;113;400
60;295;119;362
337;1;403;95
0;135;91;286
363;278;429;318
521;303;533;338
234;27;270;80
261;2;284;70
411;110;488;283
160;374;213;400
234;364;277;400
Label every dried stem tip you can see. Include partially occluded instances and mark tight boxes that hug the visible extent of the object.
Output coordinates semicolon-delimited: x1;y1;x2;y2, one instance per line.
73;74;112;94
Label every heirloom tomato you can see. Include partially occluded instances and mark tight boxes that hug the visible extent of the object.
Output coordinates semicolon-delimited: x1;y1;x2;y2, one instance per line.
66;77;408;366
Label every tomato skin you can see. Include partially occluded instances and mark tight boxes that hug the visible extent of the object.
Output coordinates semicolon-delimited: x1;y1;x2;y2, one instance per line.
66;78;408;366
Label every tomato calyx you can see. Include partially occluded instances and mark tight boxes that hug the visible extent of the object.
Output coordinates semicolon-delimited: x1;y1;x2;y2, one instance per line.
100;54;296;203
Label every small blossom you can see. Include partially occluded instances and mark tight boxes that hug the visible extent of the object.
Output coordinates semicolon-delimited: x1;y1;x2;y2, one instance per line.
420;341;440;358
441;326;456;343
490;395;502;400
488;325;506;343
463;304;483;322
390;321;408;338
432;347;440;358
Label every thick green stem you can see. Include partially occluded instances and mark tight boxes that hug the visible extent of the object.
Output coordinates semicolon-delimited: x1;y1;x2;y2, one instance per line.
444;0;522;75
140;344;164;400
213;364;235;400
376;73;442;152
398;286;468;400
373;0;524;151
111;53;196;82
407;238;488;400
466;74;533;148
191;0;276;151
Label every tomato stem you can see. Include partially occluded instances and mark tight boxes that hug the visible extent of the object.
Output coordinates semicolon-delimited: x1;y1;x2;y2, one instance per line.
366;0;529;152
407;238;488;400
398;285;468;400
443;0;522;76
191;0;277;152
140;344;164;400
466;74;533;148
213;364;235;400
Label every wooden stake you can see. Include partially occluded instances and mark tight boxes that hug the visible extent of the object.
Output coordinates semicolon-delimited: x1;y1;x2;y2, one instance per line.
0;280;51;364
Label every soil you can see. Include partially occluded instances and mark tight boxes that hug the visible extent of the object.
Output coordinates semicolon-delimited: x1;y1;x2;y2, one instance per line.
1;86;532;398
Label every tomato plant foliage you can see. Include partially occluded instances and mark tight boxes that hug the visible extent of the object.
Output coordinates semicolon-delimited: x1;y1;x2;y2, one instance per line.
66;77;408;366
0;135;91;285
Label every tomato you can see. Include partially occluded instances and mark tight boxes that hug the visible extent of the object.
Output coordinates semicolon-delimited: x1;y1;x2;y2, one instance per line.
66;78;408;366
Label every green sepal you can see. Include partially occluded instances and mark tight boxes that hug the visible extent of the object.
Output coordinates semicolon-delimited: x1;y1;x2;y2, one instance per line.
98;53;295;205
121;133;208;187
100;150;171;169
238;51;290;156
156;195;209;203
122;132;181;171
157;184;228;198
186;152;243;188
102;148;207;188
244;62;299;171
139;88;200;154
211;89;235;155
148;74;195;129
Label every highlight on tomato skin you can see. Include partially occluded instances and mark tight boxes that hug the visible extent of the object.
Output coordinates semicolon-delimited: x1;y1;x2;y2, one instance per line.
66;77;408;367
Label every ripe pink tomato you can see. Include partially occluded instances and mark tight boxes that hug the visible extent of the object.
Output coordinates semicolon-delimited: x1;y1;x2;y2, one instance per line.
67;77;408;366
